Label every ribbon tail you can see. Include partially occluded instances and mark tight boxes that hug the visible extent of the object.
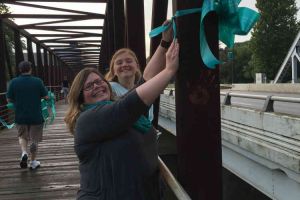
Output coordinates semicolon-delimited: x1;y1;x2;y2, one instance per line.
200;0;220;69
149;24;171;38
236;7;260;35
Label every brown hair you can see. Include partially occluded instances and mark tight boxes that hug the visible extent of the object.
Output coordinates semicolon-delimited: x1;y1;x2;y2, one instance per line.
64;67;112;134
18;61;32;73
105;48;142;83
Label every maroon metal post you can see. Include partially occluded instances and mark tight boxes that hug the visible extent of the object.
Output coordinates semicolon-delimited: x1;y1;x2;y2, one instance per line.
48;52;54;87
124;0;146;70
175;1;222;199
14;29;24;75
4;35;13;79
43;48;49;86
27;38;37;76
0;20;7;96
149;0;169;127
36;43;43;79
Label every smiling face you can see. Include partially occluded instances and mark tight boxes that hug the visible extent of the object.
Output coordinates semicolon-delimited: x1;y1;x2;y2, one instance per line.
113;52;139;81
83;72;111;104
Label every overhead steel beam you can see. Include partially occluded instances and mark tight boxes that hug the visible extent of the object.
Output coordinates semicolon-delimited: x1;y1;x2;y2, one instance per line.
32;33;102;37
0;14;104;19
3;0;107;2
7;1;105;16
22;25;103;29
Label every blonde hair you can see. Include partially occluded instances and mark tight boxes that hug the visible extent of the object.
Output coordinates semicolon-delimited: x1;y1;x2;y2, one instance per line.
64;68;112;135
105;48;142;83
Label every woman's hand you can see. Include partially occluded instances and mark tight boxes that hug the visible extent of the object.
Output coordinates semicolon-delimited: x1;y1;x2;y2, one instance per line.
162;20;173;42
166;39;179;74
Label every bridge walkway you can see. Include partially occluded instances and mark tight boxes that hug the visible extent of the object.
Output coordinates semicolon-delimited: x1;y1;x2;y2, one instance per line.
0;102;79;200
0;101;180;200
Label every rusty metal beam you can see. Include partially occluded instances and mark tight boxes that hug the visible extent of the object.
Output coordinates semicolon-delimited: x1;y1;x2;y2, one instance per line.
175;1;222;199
14;30;24;75
27;37;37;75
0;20;7;96
32;33;102;37
150;0;169;128
7;1;104;16
22;25;103;30
3;0;107;2
0;14;104;19
125;0;146;70
36;43;44;79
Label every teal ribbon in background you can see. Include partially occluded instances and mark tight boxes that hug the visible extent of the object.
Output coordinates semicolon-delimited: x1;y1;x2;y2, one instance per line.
149;0;260;69
0;117;15;129
0;91;56;129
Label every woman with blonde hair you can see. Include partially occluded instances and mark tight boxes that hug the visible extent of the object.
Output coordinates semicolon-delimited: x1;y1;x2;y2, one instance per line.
105;20;173;121
64;40;179;200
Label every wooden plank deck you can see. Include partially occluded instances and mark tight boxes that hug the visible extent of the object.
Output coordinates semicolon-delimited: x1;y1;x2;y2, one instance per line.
0;102;79;200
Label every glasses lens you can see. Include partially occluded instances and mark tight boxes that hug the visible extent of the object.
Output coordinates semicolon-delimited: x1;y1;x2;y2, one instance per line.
94;79;102;86
84;79;103;91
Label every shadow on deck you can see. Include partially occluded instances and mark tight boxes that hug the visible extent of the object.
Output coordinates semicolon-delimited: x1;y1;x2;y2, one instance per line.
0;102;79;200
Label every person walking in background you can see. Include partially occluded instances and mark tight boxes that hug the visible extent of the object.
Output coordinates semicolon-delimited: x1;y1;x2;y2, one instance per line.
6;61;48;170
105;20;173;122
61;76;69;104
64;40;179;199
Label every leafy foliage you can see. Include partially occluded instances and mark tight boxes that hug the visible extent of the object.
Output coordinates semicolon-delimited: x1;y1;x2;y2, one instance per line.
250;0;299;81
0;3;10;14
220;42;254;83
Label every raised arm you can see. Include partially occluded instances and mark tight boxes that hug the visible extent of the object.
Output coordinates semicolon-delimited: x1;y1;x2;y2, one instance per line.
137;40;179;105
143;20;173;81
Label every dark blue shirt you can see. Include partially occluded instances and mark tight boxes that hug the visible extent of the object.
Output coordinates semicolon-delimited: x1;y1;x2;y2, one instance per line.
6;74;48;124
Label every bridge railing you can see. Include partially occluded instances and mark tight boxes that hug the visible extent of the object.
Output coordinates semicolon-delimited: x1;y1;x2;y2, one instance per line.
0;85;64;130
159;157;191;200
221;91;300;113
0;92;15;130
159;89;300;196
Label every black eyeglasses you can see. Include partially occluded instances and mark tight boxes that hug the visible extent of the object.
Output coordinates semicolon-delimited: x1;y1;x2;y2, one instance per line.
83;79;105;91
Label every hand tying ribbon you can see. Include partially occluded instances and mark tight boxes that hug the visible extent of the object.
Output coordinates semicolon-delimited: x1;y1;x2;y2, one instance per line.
149;0;260;69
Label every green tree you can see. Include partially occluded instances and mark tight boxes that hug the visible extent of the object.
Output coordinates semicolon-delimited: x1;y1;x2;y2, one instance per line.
220;42;254;84
250;0;299;81
0;3;10;14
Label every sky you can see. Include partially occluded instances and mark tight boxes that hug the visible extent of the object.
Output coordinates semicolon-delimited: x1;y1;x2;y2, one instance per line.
144;0;300;55
5;0;300;56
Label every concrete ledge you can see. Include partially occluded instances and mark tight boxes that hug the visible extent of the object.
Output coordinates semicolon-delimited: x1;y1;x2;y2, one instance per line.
231;83;300;94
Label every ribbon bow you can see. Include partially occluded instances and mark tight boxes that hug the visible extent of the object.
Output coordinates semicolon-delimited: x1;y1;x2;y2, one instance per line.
149;0;260;69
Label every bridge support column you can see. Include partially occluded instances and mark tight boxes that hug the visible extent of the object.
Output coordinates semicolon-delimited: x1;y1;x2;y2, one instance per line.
125;0;146;70
14;30;24;76
0;20;7;96
150;0;168;127
175;1;222;199
292;54;298;83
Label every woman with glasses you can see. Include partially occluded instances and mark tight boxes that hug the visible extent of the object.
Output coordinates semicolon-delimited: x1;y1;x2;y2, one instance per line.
64;40;179;200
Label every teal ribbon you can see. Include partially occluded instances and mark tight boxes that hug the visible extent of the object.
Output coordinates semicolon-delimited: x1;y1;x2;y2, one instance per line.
83;100;152;134
0;91;56;129
46;91;56;125
0;117;15;129
149;0;260;69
